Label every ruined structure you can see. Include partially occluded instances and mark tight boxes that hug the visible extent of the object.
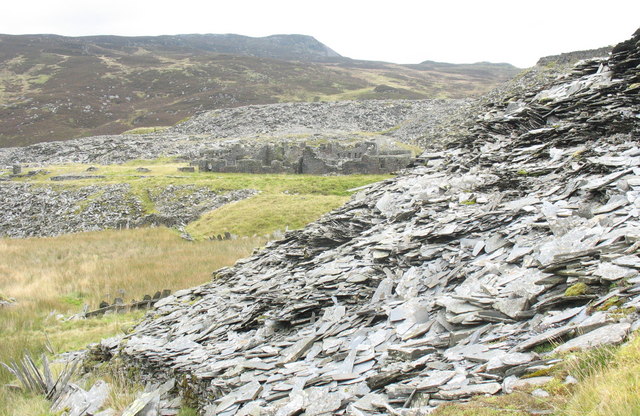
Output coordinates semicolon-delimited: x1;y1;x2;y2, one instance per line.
196;139;413;174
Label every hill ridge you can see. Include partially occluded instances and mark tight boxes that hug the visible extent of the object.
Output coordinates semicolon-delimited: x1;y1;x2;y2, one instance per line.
0;32;519;147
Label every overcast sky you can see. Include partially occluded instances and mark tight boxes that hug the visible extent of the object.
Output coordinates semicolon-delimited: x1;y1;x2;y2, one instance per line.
1;0;638;67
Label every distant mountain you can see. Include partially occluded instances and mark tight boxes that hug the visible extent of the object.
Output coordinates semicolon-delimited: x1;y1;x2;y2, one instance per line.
412;60;519;77
0;33;520;147
2;33;343;63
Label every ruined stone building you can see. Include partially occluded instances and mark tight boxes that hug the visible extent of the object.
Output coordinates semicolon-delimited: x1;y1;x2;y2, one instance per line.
196;139;413;174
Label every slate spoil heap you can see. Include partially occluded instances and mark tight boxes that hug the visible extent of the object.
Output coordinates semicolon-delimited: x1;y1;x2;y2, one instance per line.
0;184;256;238
94;30;640;415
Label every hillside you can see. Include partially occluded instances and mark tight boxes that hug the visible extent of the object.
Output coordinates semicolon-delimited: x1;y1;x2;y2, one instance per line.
56;28;639;416
0;33;519;147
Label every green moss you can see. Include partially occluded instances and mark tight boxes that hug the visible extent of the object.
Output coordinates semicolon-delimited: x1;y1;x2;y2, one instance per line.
533;342;556;354
177;408;198;416
524;366;555;378
516;169;529;176
598;296;623;311
60;291;87;307
565;282;588;297
609;307;636;319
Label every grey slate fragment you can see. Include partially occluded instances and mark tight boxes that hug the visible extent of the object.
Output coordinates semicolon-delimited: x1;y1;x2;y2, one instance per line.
303;387;342;416
594;263;637;281
554;323;631;354
416;371;456;391
514;326;575;352
612;255;640;269
434;382;502;399
51;381;110;416
486;353;537;374
121;390;160;416
278;336;316;365
274;395;304;416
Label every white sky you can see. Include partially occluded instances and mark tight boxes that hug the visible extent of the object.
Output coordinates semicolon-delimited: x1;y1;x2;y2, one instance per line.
1;0;638;67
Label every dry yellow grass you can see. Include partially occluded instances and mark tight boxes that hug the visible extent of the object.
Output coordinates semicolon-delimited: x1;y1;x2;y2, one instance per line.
0;227;265;414
561;333;640;416
0;227;264;311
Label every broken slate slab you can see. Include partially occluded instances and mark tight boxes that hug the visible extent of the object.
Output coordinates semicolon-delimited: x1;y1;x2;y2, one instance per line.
303;387;343;416
434;382;502;400
554;322;631;354
51;380;110;416
594;263;637;281
514;325;575;352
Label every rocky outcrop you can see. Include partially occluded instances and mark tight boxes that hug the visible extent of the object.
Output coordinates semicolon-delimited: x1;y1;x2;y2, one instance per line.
92;29;640;415
0;183;256;238
536;46;612;67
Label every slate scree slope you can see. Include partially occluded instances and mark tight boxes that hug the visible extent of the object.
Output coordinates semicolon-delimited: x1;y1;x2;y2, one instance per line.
92;30;640;414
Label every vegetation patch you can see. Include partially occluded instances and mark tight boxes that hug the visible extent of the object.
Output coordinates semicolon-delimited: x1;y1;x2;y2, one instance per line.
432;332;640;416
122;126;169;135
564;282;588;297
186;193;348;239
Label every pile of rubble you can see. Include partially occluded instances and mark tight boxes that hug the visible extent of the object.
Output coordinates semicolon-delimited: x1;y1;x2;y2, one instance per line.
0;183;255;238
0;100;472;167
169;100;471;143
87;29;640;415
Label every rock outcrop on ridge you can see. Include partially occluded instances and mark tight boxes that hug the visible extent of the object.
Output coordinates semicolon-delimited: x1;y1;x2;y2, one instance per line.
90;29;640;415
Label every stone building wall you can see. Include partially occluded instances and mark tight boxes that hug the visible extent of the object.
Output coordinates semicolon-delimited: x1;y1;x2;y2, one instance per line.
196;140;413;175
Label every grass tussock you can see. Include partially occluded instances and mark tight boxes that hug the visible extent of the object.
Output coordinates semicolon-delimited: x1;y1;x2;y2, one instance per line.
561;333;640;416
433;392;560;416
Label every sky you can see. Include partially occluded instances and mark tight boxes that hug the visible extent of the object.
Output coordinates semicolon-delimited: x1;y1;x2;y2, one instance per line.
1;0;639;68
